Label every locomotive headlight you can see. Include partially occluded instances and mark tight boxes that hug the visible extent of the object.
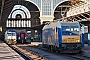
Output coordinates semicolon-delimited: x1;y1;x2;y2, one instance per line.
14;39;16;41
8;38;10;40
18;37;20;39
25;37;26;39
76;40;80;42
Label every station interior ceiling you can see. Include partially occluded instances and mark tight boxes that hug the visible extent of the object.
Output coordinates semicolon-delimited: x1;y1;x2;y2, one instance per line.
0;0;41;30
0;0;71;31
0;0;90;31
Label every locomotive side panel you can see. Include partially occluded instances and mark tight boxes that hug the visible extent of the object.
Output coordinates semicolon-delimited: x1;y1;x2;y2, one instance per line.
42;22;59;46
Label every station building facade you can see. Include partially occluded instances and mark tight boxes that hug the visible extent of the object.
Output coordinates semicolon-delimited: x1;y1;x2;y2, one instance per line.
1;0;90;41
5;0;71;41
6;0;71;28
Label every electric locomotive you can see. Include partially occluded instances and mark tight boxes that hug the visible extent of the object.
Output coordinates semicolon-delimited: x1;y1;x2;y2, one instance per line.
4;30;17;44
42;22;82;53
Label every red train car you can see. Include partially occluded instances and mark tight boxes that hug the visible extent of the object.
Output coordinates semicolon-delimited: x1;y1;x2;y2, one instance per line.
17;31;26;44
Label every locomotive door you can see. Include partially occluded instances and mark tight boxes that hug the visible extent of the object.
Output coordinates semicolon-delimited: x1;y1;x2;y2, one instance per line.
20;33;25;43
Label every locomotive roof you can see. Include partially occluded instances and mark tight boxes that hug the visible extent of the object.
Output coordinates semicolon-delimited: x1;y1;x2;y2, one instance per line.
60;22;79;25
43;22;79;30
7;32;16;33
8;30;16;32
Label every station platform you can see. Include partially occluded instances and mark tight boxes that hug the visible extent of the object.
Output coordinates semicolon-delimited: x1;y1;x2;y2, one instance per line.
82;44;90;57
0;43;24;60
31;42;42;46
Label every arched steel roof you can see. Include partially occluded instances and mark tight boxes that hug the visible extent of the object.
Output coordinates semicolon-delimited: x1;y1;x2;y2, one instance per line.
0;0;40;23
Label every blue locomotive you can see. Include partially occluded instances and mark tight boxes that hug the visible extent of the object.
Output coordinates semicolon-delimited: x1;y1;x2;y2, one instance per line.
42;22;82;53
5;30;17;44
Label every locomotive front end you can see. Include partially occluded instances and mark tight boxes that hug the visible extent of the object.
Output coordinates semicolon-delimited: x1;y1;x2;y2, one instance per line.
61;22;81;53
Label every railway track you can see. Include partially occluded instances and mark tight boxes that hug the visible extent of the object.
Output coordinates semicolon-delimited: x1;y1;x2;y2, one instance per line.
10;44;53;60
9;45;32;60
37;45;90;60
23;44;90;60
8;43;90;60
62;54;90;60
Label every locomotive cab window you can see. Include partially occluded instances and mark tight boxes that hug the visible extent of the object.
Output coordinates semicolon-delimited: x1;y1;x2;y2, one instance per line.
61;24;80;35
71;26;79;31
62;26;70;31
70;26;80;35
12;33;16;36
7;33;12;36
62;26;70;35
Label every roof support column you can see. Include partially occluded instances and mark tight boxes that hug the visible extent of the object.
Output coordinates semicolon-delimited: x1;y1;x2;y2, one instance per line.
0;0;5;24
38;30;42;42
88;26;90;46
81;24;84;47
39;16;54;24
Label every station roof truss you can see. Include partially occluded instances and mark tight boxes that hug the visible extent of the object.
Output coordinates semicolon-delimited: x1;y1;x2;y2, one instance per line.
47;11;90;26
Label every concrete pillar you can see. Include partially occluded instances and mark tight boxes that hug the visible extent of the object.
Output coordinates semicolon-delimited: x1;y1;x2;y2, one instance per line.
39;16;54;24
17;20;21;27
27;20;29;27
81;24;84;47
13;20;15;27
8;20;10;27
38;30;42;42
23;20;25;27
88;26;90;46
22;20;23;27
29;20;31;27
12;20;13;27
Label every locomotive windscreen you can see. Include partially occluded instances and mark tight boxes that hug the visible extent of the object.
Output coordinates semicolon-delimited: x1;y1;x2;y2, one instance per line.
7;33;16;36
61;23;80;35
